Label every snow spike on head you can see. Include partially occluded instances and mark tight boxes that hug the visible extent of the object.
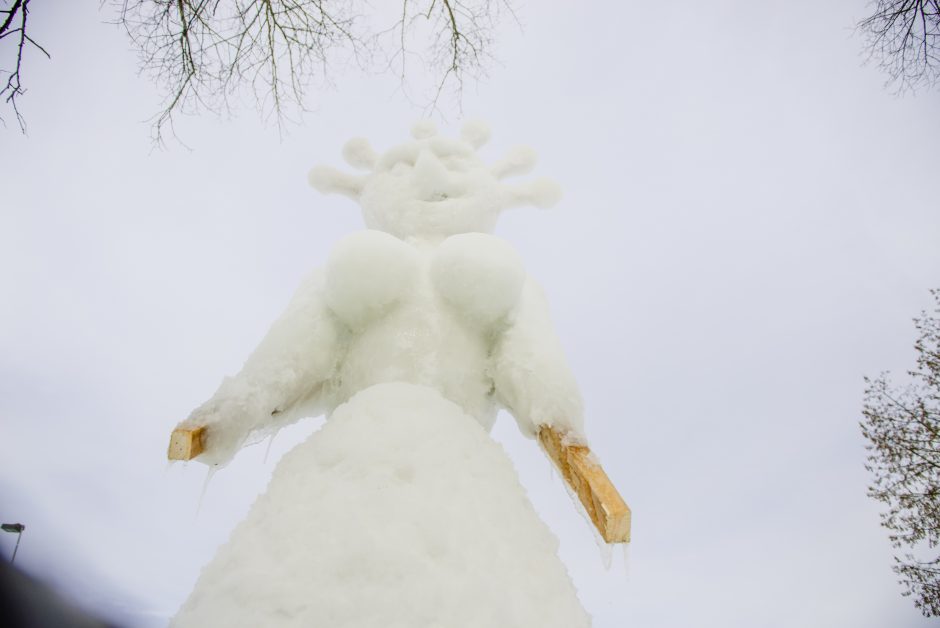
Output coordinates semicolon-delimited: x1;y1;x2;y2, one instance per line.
342;138;377;171
505;178;562;209
308;165;365;200
411;120;437;140
461;120;491;149
492;145;538;179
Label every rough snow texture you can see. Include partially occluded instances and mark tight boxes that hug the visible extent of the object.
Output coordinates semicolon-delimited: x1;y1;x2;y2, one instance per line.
173;122;590;626
307;120;562;240
173;384;590;628
181;121;584;467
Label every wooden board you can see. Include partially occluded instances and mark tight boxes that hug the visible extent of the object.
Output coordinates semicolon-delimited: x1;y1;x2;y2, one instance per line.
167;426;207;461
538;426;631;544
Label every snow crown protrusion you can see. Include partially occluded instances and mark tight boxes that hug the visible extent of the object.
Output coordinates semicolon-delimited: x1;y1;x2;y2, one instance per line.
308;121;562;239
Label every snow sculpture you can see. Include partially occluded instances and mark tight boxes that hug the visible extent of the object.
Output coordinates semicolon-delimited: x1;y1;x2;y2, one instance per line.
168;121;629;628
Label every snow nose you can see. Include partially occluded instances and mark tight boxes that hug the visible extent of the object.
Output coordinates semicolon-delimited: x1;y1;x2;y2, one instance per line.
414;150;453;201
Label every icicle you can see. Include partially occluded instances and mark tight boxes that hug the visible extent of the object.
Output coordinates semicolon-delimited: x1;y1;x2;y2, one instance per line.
196;467;216;517
549;454;615;570
620;542;631;583
598;540;614;571
263;432;277;464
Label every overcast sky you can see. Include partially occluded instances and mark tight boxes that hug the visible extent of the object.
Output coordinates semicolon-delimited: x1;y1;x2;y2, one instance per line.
2;1;939;627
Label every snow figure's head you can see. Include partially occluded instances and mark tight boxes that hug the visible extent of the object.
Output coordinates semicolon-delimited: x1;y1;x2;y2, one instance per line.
308;121;561;239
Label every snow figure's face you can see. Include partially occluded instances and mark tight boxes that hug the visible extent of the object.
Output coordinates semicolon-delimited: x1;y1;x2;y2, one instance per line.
359;136;505;238
308;121;562;240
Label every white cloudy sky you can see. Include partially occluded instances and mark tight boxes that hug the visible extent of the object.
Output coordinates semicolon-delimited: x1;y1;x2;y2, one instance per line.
2;1;939;627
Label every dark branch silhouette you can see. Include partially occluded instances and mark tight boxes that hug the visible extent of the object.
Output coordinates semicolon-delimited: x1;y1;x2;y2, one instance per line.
114;1;514;145
1;0;51;132
859;0;940;92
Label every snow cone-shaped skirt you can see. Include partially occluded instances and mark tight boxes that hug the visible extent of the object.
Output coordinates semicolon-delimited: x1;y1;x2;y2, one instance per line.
172;383;591;628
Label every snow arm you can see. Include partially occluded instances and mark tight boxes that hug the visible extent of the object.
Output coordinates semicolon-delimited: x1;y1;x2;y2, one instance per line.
169;269;342;467
492;278;586;441
492;279;631;544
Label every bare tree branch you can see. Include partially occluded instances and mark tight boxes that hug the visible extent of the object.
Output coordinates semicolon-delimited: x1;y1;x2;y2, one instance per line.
113;1;515;145
388;0;516;114
113;0;368;144
1;0;51;132
859;0;940;93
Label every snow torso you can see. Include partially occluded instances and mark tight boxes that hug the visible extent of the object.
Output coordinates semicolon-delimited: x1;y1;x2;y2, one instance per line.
183;119;585;466
326;231;525;429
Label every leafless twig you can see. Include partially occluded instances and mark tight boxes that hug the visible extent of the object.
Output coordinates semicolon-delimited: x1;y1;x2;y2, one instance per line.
1;0;51;132
114;0;371;145
859;0;940;93
114;1;515;145
382;0;516;115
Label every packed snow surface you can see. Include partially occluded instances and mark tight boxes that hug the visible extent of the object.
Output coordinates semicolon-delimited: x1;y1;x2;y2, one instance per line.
180;121;584;467
173;121;592;625
173;383;590;628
